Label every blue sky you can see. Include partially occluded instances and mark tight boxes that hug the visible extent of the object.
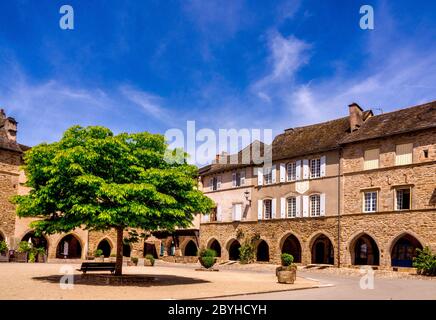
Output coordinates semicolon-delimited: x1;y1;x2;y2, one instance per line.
1;0;435;159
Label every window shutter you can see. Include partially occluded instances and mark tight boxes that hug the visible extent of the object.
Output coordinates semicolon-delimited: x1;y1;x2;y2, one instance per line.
209;178;213;191
296;160;302;180
296;195;301;217
258;200;263;220
217;205;222;221
271;165;276;183
280;163;286;182
303;159;309;179
320;156;326;177
257;168;263;186
302;195;309;217
217;176;221;189
203;213;210;223
232;173;236;187
271;198;276;219
240;171;245;185
395;143;413;165
320;193;326;216
364;149;380;170
280;197;286;218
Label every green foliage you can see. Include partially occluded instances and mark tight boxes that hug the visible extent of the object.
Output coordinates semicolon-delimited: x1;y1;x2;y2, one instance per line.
28;250;36;263
145;254;155;266
0;241;8;253
239;234;261;264
94;249;103;257
130;257;138;264
199;248;216;258
12;125;214;274
17;241;32;253
36;247;46;255
281;253;294;267
413;247;436;276
199;256;215;269
236;229;244;240
110;253;117;257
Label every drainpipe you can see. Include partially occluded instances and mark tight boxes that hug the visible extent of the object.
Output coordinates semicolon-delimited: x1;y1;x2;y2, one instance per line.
337;147;342;268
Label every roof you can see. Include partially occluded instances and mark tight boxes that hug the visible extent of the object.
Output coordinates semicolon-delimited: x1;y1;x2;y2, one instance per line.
340;100;436;144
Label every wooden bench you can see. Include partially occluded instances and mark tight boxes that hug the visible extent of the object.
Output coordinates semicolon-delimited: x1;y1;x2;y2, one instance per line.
77;262;116;274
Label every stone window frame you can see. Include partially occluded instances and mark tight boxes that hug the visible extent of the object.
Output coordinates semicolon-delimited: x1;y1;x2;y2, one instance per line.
360;187;380;213
393;185;413;211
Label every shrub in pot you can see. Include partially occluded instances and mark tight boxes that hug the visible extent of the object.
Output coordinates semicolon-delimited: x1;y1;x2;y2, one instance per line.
0;241;9;262
276;253;297;284
413;247;436;276
16;241;31;262
144;254;155;266
128;257;139;266
198;248;217;269
36;247;47;263
109;253;117;262
94;249;104;262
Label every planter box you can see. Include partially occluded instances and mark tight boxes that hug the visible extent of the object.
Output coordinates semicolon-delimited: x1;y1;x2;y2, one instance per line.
94;257;104;262
144;259;154;266
127;260;138;266
15;252;28;263
276;266;297;284
0;252;9;263
37;254;47;263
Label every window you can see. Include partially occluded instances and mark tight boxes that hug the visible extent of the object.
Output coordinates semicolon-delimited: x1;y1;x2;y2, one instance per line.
287;162;297;181
263;168;273;185
395;143;413;165
210;176;221;191
210;207;217;222
232;171;245;187
364;149;380;170
310;158;321;178
287;197;296;218
363;191;377;212
309;194;320;216
263;199;272;219
396;188;411;210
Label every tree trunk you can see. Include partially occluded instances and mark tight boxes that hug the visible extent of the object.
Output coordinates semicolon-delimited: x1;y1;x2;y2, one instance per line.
115;226;123;276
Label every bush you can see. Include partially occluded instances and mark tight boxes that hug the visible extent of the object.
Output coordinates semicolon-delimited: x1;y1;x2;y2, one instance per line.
131;257;138;264
110;253;117;257
28;250;36;263
199;248;216;258
413;247;436;276
0;241;8;253
239;240;256;264
281;253;294;267
17;241;32;253
199;256;215;269
36;247;46;255
145;254;155;266
94;249;103;257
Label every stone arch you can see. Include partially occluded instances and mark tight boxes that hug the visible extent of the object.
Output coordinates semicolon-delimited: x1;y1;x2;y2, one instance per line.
279;232;302;263
256;239;270;262
348;232;380;266
183;240;198;256
96;238;113;257
123;243;132;257
389;232;424;268
55;233;83;259
309;232;334;265
0;229;6;243
207;238;222;257
226;238;241;261
21;230;49;251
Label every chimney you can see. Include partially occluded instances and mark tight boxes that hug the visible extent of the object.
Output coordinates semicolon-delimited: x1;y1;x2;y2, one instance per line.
0;109;18;142
348;102;364;132
215;151;228;164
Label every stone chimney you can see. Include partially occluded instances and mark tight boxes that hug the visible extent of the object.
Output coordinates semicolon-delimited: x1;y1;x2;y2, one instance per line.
348;103;364;132
0;109;18;142
215;151;228;164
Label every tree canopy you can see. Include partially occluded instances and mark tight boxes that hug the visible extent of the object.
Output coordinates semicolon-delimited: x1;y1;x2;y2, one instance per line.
13;125;214;274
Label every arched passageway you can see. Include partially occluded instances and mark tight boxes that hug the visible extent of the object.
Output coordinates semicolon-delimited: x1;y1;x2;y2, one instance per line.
311;234;334;264
391;234;423;267
228;240;241;261
351;234;380;265
281;234;302;263
97;239;112;257
256;240;269;262
144;243;157;258
208;239;221;257
123;243;131;257
21;231;48;251
184;240;198;256
56;234;82;259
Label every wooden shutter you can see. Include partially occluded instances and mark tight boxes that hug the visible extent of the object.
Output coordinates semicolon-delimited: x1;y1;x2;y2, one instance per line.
280;197;286;218
271;198;276;219
364;149;380;170
320;193;326;216
240;170;245;185
258;199;263;220
271;165;276;184
302;195;309;217
296;160;302;180
320;156;326;177
303;159;309;179
217;205;222;222
217;176;221;189
209;178;213;191
395;143;413;165
232;173;236;187
296;195;301;217
280;163;286;182
257;167;263;186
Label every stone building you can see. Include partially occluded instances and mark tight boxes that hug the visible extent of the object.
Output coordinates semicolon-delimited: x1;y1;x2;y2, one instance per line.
199;101;436;269
0;109;200;262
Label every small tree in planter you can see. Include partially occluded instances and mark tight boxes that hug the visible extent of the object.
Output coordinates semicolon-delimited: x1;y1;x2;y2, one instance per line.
276;253;297;284
36;247;47;263
16;241;31;262
144;254;155;266
198;248;217;270
0;241;9;262
128;257;138;266
109;253;117;262
94;249;104;262
413;247;436;276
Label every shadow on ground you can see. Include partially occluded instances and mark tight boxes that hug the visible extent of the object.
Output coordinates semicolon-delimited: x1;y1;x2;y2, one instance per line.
32;274;210;287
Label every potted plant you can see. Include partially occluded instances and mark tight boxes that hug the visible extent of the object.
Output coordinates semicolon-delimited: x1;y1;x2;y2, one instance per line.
276;253;297;284
28;249;37;263
109;253;117;262
198;248;217;270
0;241;9;262
128;257;138;266
36;247;47;263
144;254;155;266
94;249;104;262
16;241;31;262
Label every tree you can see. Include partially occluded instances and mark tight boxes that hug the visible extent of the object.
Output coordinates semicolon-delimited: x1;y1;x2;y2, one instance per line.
13;126;214;275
